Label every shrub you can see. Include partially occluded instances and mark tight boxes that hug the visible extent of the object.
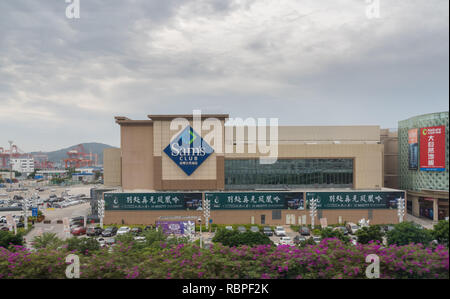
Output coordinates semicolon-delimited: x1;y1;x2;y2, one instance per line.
66;237;100;255
0;231;23;249
356;225;384;244
320;227;350;243
0;239;448;279
432;220;449;247
387;222;433;246
212;229;272;247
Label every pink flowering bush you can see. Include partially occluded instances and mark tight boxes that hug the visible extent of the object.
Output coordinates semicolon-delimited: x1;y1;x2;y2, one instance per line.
0;238;448;279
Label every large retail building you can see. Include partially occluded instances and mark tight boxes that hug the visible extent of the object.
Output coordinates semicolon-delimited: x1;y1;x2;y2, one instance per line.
398;111;449;223
102;114;406;226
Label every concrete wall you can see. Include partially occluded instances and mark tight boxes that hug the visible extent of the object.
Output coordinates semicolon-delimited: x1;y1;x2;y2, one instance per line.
380;129;399;189
120;123;154;190
104;208;398;226
103;148;121;187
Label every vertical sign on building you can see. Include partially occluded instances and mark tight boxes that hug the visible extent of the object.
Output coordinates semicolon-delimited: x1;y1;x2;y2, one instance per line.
408;128;419;169
419;126;446;171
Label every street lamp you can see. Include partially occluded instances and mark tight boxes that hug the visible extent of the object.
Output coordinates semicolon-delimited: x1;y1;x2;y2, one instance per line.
203;198;210;231
309;198;318;229
397;197;405;223
197;217;202;249
98;199;105;229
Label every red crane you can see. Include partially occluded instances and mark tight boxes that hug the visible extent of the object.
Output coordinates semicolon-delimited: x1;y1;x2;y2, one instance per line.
0;144;25;169
63;144;97;169
33;154;54;170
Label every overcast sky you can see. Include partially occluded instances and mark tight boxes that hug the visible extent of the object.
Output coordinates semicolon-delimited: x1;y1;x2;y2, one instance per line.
0;0;448;152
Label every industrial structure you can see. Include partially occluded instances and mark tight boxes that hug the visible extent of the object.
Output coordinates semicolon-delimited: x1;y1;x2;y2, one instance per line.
63;144;98;169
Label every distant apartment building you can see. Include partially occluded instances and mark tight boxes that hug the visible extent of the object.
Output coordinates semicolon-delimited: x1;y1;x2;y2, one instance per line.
10;157;34;174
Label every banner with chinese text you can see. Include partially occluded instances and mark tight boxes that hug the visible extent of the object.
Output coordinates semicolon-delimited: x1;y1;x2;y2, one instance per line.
419;126;446;171
104;193;202;210
408;128;419;169
205;192;304;210
306;191;405;209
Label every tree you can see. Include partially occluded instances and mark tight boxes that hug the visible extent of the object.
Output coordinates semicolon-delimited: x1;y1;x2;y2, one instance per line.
355;225;384;244
32;233;63;249
0;231;23;249
432;220;449;247
387;222;433;246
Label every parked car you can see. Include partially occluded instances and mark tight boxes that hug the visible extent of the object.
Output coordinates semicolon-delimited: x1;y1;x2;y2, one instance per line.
1;226;10;231
279;236;293;245
249;226;260;233
237;226;246;233
382;225;395;233
262;226;273;236
131;227;142;235
134;236;146;243
105;237;116;245
313;236;322;244
116;226;131;235
86;227;103;236
71;226;86;236
294;235;306;244
299;226;310;236
225;226;233;231
16;222;25;228
346;223;360;234
274;226;286;236
333;226;348;235
144;225;153;231
101;226;118;237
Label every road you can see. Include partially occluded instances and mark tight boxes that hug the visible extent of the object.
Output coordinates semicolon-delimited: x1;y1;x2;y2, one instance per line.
24;202;91;245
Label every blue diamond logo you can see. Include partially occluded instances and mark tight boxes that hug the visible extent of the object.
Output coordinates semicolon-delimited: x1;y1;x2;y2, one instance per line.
163;126;214;176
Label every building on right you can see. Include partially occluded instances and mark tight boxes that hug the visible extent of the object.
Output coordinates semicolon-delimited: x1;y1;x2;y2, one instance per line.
398;111;449;222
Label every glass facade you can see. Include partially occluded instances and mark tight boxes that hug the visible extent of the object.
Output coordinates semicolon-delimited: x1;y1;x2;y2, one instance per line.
225;159;354;190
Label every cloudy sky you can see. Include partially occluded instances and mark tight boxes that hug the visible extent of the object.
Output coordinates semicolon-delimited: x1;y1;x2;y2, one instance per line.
0;0;448;152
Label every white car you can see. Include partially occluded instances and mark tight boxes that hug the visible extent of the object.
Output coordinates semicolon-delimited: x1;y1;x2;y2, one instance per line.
134;236;146;243
274;226;286;236
117;226;131;235
279;236;293;245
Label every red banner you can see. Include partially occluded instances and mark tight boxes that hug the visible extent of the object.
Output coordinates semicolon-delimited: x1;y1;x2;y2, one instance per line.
419;125;446;171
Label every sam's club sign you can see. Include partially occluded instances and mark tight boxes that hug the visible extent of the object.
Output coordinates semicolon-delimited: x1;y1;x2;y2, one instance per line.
164;126;214;176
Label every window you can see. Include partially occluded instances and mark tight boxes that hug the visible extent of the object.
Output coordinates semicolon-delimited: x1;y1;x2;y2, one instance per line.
272;210;281;220
225;159;354;190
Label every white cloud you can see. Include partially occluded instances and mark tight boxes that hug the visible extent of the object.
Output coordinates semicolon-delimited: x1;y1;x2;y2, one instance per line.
0;0;448;151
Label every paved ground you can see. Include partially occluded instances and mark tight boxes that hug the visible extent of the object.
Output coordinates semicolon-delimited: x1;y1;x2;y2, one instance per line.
405;213;436;229
24;202;91;243
0;184;94;248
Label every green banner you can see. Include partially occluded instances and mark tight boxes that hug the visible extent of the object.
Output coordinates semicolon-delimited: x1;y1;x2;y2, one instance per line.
104;193;202;210
205;192;304;210
306;191;405;209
